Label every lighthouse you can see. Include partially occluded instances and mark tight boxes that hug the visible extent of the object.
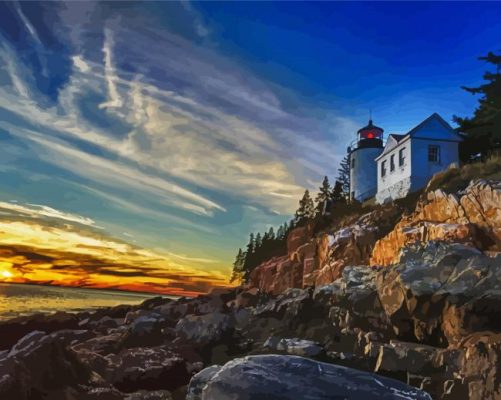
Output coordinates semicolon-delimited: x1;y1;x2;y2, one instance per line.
348;119;384;202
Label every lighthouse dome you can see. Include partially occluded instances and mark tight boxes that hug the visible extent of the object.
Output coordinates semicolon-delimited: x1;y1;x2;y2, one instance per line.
349;118;384;202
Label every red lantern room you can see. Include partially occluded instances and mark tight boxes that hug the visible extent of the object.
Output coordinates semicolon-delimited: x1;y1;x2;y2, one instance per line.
357;119;384;148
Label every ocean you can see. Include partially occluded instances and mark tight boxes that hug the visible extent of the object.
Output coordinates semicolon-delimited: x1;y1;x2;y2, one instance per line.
0;283;164;320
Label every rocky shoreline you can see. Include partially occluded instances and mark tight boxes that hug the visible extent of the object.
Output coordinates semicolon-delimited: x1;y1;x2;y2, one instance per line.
1;179;500;399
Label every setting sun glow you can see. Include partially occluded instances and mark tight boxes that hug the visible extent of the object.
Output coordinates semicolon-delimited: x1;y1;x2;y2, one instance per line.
1;270;13;279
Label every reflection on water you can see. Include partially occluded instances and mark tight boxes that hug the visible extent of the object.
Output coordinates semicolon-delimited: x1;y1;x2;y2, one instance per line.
0;283;164;320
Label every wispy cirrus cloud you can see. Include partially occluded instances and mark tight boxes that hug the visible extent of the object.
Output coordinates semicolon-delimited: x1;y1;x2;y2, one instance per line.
0;5;356;216
0;201;96;227
0;1;358;288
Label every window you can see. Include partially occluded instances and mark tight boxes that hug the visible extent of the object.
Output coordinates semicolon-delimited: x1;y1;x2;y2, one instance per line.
399;148;405;167
351;157;355;168
390;155;395;172
381;160;387;177
428;145;440;163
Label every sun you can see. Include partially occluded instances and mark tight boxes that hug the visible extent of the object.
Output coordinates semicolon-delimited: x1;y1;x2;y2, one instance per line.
1;270;13;279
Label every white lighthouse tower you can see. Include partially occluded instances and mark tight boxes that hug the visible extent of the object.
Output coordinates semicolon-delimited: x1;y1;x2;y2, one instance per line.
348;119;384;202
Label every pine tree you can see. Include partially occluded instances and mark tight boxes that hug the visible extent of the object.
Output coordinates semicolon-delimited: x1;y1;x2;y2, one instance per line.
254;232;262;250
230;248;245;283
315;176;332;213
294;190;315;225
267;226;275;241
242;233;255;277
337;154;351;200
331;180;345;203
454;51;501;161
276;224;285;241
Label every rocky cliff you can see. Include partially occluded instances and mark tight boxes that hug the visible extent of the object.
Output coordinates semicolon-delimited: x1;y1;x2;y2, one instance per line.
248;206;401;293
1;178;500;400
371;180;501;265
249;179;501;295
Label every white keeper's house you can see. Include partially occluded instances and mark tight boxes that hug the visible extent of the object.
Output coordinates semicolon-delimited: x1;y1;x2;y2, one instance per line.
347;113;463;204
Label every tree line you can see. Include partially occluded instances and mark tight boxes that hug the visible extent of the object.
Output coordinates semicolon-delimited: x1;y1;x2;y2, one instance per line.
230;163;350;283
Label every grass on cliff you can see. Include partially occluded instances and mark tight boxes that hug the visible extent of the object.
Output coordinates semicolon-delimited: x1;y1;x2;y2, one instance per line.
427;153;501;194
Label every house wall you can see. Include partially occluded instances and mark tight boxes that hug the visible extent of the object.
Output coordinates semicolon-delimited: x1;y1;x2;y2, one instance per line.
376;138;460;203
350;146;382;202
376;139;412;204
409;139;460;191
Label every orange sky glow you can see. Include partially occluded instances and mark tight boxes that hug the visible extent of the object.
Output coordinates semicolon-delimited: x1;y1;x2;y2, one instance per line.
0;203;231;297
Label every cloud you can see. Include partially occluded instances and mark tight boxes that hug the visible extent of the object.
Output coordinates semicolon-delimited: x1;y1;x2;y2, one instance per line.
0;201;96;227
0;3;360;289
76;183;217;234
5;126;225;217
0;9;357;216
99;28;123;110
0;206;229;296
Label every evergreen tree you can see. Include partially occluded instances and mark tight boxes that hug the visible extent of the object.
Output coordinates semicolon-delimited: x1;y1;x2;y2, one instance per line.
242;233;255;277
331;180;345;203
277;224;285;241
337;154;351;200
315;176;332;213
267;226;275;241
254;232;262;251
230;248;245;283
294;190;315;225
454;51;501;160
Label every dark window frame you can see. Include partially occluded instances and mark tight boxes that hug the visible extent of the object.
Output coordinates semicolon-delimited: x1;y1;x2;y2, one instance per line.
390;154;395;172
399;148;405;167
428;145;440;163
381;160;387;177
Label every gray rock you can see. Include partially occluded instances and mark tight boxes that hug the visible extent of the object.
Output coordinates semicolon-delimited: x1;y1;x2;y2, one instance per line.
186;365;222;400
263;336;323;357
375;241;501;344
253;288;313;320
105;346;191;392
188;354;432;400
125;389;173;399
375;340;440;376
0;330;92;400
119;314;166;348
175;312;234;345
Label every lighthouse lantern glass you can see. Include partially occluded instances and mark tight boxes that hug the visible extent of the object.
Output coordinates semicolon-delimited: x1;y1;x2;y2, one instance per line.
360;130;381;140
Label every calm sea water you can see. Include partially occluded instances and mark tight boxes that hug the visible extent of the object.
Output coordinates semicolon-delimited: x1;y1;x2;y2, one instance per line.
0;283;162;320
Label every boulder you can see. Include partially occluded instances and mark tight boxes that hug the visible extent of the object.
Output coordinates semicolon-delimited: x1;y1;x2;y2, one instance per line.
119;314;166;348
253;288;313;321
0;311;80;350
185;365;222;400
187;354;432;400
374;340;441;380
0;330;92;400
229;288;259;309
175;312;235;345
263;336;324;357
105;346;192;393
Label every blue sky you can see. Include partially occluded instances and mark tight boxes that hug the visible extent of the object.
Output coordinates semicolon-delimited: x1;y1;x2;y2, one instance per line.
0;1;499;284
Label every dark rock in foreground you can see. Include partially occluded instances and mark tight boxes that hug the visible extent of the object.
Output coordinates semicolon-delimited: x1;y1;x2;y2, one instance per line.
0;238;500;399
187;354;432;400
